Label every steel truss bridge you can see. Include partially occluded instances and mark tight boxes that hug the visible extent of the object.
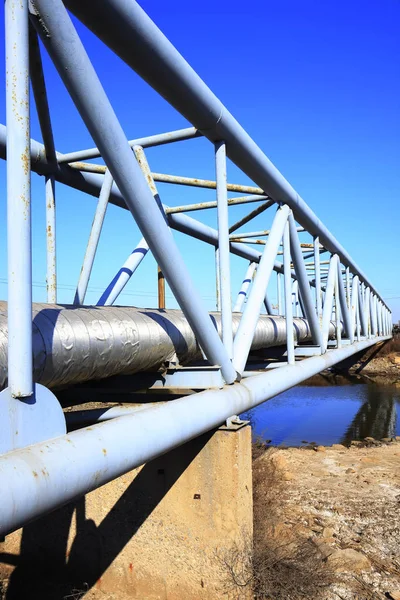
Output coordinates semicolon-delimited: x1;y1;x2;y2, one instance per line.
0;0;392;536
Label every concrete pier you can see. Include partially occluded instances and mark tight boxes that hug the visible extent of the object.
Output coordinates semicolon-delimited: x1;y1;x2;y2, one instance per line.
0;425;253;599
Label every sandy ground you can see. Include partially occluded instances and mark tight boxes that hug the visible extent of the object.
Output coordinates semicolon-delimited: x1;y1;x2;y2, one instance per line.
253;439;400;599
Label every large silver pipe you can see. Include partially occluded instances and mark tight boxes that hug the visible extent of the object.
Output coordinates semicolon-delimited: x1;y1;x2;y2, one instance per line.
0;301;330;391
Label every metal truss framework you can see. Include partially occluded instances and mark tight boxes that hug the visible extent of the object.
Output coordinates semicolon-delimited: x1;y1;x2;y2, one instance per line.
0;0;392;535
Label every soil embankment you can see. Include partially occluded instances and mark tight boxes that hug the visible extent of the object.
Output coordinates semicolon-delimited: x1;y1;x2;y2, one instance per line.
253;439;400;599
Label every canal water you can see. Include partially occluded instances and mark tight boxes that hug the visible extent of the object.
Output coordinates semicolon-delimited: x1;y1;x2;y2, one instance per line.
243;380;400;447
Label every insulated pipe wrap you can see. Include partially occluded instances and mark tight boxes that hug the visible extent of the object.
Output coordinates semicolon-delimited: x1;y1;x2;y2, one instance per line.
0;302;327;390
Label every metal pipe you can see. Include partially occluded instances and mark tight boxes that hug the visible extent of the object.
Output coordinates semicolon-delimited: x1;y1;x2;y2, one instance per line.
334;268;341;348
68;161;268;197
230;226;304;240
215;141;233;356
264;295;274;315
314;236;322;322
97;238;149;306
370;294;377;336
165;195;268;214
58;127;201;164
29;27;58;304
277;272;282;315
321;255;337;352
233;262;256;312
32;0;237;385
229;200;275;234
6;0;33;397
292;280;299;317
336;259;353;342
346;266;350;309
65;403;166;428
64;0;387;308
358;282;368;337
233;205;290;374
215;247;221;311
157;266;165;309
283;222;294;364
147;172;265;195
289;215;322;348
0;333;391;536
351;276;360;341
0;302;318;391
74;169;113;305
364;286;371;338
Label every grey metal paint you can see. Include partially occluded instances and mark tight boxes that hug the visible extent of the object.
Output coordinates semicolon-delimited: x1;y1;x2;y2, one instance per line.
0;334;391;536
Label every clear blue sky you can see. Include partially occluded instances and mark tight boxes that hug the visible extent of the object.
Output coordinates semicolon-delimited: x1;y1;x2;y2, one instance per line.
0;0;399;320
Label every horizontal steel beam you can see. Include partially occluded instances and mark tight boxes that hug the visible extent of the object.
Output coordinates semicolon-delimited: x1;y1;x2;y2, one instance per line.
58;126;201;163
0;334;391;535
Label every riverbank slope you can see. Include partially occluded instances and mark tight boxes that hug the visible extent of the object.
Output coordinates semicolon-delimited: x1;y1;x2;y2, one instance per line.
253;440;400;599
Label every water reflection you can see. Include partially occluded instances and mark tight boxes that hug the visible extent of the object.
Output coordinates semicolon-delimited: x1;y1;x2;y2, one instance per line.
243;382;400;447
341;385;397;444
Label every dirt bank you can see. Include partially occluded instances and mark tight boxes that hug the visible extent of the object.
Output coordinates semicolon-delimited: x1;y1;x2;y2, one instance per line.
253;439;400;599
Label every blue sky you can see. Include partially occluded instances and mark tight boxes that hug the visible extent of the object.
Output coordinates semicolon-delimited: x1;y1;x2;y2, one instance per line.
0;0;399;320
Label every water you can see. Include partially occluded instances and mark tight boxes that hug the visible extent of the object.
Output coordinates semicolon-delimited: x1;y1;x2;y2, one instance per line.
243;381;400;447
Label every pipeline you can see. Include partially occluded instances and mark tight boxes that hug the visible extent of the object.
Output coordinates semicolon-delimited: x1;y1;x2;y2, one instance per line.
0;334;391;536
0;301;325;390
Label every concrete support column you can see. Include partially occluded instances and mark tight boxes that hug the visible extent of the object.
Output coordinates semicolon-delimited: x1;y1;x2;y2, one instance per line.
0;425;253;599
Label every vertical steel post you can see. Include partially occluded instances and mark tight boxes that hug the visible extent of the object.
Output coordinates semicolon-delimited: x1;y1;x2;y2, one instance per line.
292;280;299;317
233;204;290;374
215;141;233;357
29;27;57;303
158;266;166;309
215;248;221;311
74;169;113;305
370;294;377;336
233;262;256;312
277;272;282;315
334;264;341;348
336;259;353;342
357;283;368;337
351;276;359;340
346;266;350;309
283;221;294;364
377;301;383;336
321;255;337;352
289;214;322;348
6;0;33;397
314;236;322;323
45;177;56;302
97;237;149;306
